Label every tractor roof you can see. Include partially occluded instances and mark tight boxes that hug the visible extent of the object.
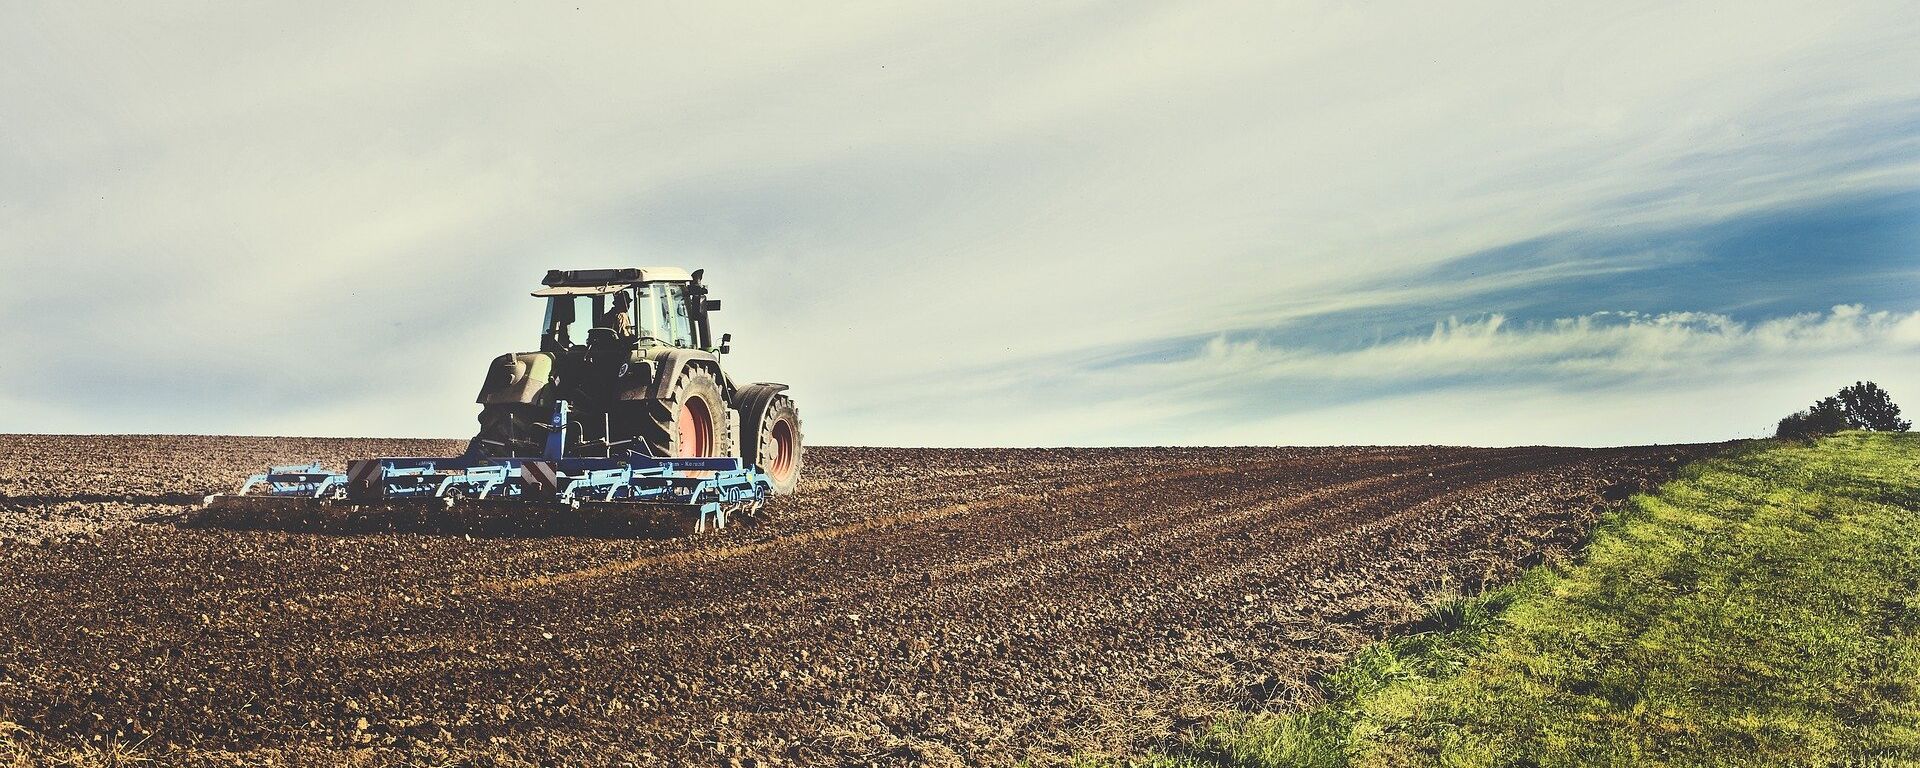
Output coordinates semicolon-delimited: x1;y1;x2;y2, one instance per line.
535;267;692;295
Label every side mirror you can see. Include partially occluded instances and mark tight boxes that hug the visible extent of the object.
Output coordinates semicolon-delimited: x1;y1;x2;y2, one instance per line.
718;333;733;355
705;299;722;311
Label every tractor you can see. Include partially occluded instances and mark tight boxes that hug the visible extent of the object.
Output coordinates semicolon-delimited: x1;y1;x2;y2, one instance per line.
197;267;801;535
470;267;803;494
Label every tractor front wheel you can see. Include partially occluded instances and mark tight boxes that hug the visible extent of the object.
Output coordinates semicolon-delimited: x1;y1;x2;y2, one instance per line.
743;394;804;495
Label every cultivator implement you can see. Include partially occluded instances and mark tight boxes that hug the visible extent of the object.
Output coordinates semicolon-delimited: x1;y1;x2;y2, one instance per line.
194;402;772;537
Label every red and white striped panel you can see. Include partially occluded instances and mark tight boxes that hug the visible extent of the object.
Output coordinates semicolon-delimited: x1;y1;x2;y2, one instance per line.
347;460;382;489
520;461;559;491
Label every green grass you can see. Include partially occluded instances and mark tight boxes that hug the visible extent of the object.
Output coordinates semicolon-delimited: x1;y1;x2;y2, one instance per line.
1089;432;1920;768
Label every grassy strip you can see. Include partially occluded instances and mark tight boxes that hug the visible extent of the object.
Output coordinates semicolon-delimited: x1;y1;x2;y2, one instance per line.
1092;432;1920;768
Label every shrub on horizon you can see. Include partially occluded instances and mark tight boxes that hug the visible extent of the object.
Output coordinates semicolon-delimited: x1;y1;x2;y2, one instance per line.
1775;381;1910;440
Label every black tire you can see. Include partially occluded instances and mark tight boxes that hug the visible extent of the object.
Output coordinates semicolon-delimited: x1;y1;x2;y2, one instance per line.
468;403;550;458
634;365;732;458
741;394;803;495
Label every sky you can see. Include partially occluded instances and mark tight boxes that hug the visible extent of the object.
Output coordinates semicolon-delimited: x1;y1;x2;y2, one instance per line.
2;1;1918;447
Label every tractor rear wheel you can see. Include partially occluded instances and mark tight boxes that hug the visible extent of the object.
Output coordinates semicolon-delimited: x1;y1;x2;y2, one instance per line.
636;366;732;458
742;394;803;494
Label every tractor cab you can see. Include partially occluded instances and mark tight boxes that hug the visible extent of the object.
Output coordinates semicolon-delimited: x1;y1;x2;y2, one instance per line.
531;267;719;354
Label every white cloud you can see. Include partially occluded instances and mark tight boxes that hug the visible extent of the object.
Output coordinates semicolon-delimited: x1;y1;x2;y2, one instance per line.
1178;305;1920;383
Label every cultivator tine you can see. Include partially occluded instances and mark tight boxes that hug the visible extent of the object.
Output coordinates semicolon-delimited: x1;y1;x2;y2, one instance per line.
437;499;580;535
573;501;728;537
195;498;758;538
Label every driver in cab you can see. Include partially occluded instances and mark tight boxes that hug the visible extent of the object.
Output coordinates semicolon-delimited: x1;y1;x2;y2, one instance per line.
600;291;634;337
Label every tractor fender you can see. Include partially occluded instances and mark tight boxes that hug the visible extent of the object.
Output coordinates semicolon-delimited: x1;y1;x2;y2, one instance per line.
475;352;553;405
631;349;723;401
730;382;789;425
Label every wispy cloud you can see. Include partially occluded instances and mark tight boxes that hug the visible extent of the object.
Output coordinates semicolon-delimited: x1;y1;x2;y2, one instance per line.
1186;305;1920;384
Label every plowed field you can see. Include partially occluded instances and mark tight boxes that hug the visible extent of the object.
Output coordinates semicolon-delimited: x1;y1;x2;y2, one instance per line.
0;435;1715;766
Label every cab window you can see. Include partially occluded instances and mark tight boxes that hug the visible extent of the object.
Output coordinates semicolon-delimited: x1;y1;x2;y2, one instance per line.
635;283;695;347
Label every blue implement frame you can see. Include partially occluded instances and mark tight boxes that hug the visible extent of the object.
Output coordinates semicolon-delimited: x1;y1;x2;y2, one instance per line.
214;400;772;532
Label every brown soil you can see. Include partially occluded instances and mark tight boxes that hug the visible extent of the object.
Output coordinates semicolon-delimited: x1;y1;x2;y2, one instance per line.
0;435;1718;766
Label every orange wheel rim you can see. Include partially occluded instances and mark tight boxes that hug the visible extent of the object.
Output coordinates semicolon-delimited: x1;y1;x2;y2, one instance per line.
769;419;797;482
677;399;712;456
